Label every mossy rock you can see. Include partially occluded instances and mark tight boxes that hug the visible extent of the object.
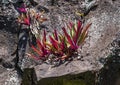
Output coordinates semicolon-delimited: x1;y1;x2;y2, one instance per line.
37;71;96;85
21;68;37;85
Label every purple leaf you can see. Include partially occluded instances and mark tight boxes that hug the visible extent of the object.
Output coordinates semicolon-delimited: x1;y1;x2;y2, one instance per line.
73;20;82;44
62;27;77;49
53;29;58;41
49;35;59;50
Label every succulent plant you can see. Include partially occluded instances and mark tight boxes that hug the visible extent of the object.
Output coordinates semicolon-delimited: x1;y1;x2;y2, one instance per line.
28;20;91;65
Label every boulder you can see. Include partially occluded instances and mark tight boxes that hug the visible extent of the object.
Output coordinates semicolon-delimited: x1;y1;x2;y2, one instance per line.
0;0;120;84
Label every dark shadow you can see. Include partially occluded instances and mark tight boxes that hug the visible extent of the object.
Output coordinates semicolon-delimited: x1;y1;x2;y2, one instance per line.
21;68;38;85
0;15;18;34
36;5;49;13
38;71;95;85
15;65;24;77
39;24;49;30
84;5;98;16
98;33;120;85
29;0;38;7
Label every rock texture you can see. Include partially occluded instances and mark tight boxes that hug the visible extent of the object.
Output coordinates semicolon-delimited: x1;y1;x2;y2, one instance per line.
0;0;120;84
0;30;21;85
34;0;120;80
98;33;120;85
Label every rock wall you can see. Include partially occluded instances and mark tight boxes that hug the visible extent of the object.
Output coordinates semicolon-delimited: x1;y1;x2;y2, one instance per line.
0;0;120;84
34;0;120;80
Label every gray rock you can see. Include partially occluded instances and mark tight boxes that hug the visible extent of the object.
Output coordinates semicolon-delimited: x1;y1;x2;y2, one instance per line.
34;0;120;80
0;0;120;84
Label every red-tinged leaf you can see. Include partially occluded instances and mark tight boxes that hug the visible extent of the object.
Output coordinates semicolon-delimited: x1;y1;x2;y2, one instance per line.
59;41;64;50
59;33;64;40
68;22;76;37
73;20;82;44
69;26;74;38
69;22;73;30
78;31;88;46
26;53;41;60
24;17;30;25
45;42;52;49
45;42;56;52
60;43;64;50
59;36;66;50
38;18;47;23
36;39;44;50
82;31;88;43
82;23;92;34
53;29;58;41
36;39;48;56
77;20;82;30
58;34;65;50
73;25;77;33
62;27;76;49
49;35;59;50
31;45;42;56
42;47;50;56
43;30;46;47
78;23;91;45
74;20;78;32
60;55;68;60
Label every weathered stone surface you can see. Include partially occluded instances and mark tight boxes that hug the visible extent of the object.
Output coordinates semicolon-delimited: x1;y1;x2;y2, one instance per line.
0;30;21;85
98;38;120;85
34;0;120;80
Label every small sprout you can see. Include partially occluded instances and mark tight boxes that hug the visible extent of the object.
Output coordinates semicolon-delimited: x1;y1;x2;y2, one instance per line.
75;11;84;17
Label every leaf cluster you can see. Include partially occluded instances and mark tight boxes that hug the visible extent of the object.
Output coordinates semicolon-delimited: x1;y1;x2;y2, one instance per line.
28;20;91;64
